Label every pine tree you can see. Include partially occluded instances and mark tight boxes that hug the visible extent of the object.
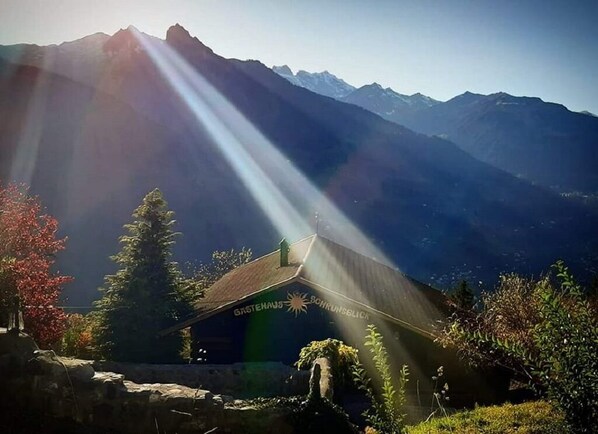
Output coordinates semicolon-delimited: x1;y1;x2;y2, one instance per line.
94;189;192;362
449;279;475;311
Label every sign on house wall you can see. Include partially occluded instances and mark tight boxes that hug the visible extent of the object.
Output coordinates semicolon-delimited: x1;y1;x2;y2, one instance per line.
233;290;370;320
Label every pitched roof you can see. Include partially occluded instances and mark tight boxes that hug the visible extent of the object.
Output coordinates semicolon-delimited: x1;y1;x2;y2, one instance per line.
164;235;448;337
191;235;313;314
300;236;448;336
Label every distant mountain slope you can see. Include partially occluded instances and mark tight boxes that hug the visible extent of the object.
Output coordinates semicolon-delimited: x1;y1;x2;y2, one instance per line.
0;58;278;306
0;32;110;86
400;92;598;193
341;83;439;123
274;66;598;193
1;26;597;306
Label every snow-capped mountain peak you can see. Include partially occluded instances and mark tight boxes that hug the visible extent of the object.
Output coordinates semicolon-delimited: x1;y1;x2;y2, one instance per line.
272;65;440;124
272;64;293;76
272;65;356;99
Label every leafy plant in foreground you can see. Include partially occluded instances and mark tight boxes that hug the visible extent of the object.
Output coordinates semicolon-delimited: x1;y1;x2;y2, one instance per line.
532;261;597;433
353;324;409;434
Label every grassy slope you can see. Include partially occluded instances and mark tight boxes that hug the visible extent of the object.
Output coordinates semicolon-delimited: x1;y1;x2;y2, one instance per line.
407;401;567;434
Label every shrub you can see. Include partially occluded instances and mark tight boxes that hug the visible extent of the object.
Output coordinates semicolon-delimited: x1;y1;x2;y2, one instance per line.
58;313;95;359
439;272;541;379
440;262;598;434
229;396;358;434
296;338;359;390
353;324;409;434
532;262;597;433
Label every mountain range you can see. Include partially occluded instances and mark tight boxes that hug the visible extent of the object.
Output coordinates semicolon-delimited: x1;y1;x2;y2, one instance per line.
274;67;598;193
1;25;597;306
274;66;439;117
272;65;356;99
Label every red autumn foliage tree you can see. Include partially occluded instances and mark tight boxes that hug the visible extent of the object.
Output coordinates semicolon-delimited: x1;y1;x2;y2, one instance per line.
0;183;72;347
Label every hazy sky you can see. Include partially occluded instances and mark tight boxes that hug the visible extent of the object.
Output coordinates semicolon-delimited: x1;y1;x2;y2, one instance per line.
1;0;597;113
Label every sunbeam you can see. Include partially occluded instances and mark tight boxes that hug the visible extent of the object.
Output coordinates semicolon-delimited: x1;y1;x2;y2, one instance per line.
8;52;55;186
135;31;311;242
132;29;445;374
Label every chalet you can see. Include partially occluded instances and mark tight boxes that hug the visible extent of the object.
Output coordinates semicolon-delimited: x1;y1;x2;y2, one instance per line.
164;235;508;404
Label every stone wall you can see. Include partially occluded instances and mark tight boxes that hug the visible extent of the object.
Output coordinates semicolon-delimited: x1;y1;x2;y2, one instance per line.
93;360;309;398
0;331;353;434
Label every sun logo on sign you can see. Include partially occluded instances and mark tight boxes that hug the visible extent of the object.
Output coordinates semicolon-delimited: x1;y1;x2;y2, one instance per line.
285;292;310;316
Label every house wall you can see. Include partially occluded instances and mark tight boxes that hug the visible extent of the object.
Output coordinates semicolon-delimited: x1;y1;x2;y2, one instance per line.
191;282;369;365
190;282;509;405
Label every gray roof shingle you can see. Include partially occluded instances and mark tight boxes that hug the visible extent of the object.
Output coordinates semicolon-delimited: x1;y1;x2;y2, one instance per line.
165;235;448;337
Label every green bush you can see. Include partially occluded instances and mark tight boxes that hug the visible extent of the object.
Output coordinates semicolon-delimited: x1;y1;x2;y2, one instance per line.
439;272;541;378
533;261;597;434
407;401;567;434
353;324;409;434
296;338;359;389
57;313;95;359
441;261;598;434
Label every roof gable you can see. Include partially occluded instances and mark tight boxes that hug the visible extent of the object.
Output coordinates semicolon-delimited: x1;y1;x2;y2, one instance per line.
165;235;448;336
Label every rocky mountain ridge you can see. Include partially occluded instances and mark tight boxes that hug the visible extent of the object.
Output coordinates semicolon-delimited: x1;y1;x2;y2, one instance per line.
1;25;596;305
274;66;598;193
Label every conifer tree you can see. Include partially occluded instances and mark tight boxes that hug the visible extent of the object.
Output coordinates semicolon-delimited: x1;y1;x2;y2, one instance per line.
94;189;192;362
449;279;475;311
